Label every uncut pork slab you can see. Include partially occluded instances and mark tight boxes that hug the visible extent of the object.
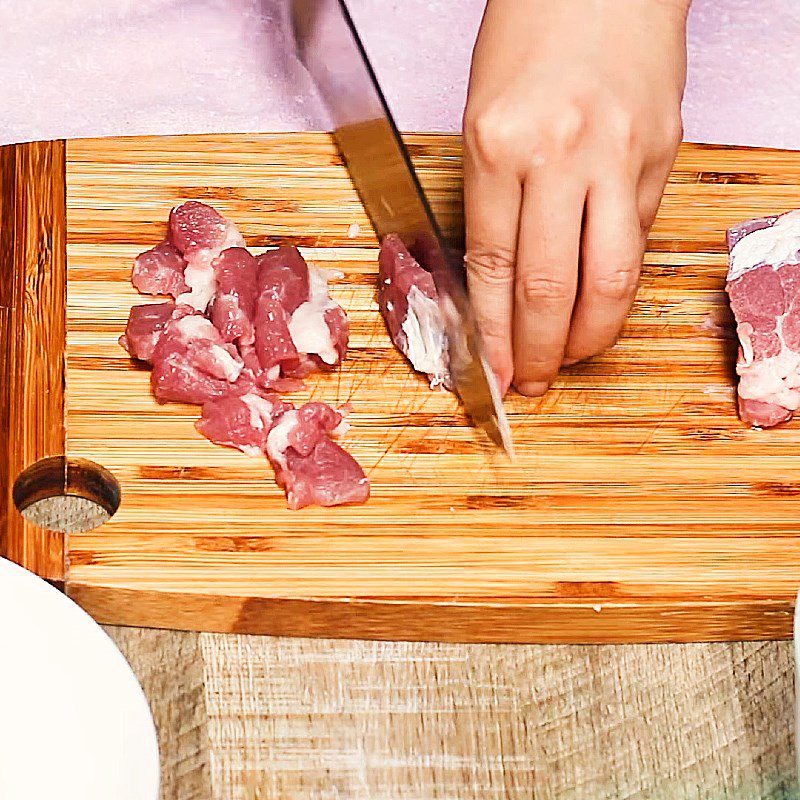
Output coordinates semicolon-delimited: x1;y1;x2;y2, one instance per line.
726;209;800;427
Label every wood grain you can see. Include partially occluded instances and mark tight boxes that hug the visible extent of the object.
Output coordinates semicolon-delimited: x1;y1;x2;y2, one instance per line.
107;627;212;800
198;635;796;800
9;131;800;641
0;140;66;579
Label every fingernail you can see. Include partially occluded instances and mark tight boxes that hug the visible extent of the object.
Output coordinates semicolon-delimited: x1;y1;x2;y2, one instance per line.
515;381;549;397
562;357;580;367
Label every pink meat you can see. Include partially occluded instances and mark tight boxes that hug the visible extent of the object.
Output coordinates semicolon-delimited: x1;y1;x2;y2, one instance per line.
119;302;176;362
266;402;370;509
726;209;800;427
254;293;301;375
253;249;349;378
169;201;246;312
256;246;310;313
323;305;349;364
120;201;368;509
210;247;258;345
378;234;450;388
150;310;246;405
196;393;289;455
131;241;188;297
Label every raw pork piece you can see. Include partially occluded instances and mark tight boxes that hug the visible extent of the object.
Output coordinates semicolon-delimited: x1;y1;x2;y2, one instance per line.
210;247;258;345
131;241;188;298
252;293;303;379
256;246;310;312
266;402;370;510
726;209;800;427
378;234;450;388
196;393;289;455
150;309;247;405
254;246;349;377
121;200;368;509
119;302;176;362
288;264;349;368
169;201;245;312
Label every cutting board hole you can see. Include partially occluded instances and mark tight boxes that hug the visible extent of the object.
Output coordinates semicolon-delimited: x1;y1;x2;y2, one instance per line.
12;457;121;533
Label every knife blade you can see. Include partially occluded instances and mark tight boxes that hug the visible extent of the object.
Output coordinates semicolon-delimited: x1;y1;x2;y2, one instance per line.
291;0;515;458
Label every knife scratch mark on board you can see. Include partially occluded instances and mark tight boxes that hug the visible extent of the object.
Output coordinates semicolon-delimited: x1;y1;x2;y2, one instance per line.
632;391;688;457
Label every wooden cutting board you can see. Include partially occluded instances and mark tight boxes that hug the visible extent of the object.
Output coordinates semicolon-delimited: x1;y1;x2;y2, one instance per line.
2;133;800;643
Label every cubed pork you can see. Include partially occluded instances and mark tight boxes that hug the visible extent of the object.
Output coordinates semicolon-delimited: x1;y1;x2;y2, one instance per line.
131;241;188;298
119;302;176;363
120;201;368;508
266;402;369;510
150;310;246;404
170;201;246;312
250;247;349;387
196;393;289;455
210;247;259;345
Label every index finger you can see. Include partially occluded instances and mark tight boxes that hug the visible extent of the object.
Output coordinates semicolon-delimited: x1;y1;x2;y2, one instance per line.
463;147;523;395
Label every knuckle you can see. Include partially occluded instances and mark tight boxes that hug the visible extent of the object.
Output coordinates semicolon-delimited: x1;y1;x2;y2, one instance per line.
517;272;574;307
520;354;560;374
475;311;508;344
464;108;521;167
590;265;640;302
465;247;516;287
542;103;587;156
466;101;590;168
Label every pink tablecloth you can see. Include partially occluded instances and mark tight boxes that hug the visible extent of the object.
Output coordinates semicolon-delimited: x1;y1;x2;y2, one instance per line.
1;0;798;150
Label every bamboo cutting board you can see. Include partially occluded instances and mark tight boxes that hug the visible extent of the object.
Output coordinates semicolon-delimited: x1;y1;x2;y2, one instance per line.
2;133;800;643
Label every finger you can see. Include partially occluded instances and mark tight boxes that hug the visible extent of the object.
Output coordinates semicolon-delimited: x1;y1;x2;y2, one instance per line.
638;159;673;232
564;176;644;364
513;173;586;396
463;146;523;395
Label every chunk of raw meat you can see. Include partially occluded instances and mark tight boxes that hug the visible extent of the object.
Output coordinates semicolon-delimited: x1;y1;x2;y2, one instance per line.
266;402;370;509
253;293;302;376
121;201;368;509
726;209;800;427
196;393;289;455
169;201;245;312
251;248;348;382
119;302;175;363
131;241;188;298
378;234;450;388
210;247;258;345
257;247;349;368
256;246;310;313
150;309;246;404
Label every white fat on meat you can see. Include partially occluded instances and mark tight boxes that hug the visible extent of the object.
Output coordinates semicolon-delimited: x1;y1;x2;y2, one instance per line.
176;224;246;312
210;346;244;381
401;285;449;386
737;315;800;410
241;393;277;429
288;266;343;364
266;410;299;469
728;210;800;281
172;315;218;343
172;315;243;381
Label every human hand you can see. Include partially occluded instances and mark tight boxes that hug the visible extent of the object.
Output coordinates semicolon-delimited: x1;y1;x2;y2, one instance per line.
463;0;691;396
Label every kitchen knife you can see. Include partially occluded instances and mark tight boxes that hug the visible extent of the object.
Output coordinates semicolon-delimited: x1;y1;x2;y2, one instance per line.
291;0;515;459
